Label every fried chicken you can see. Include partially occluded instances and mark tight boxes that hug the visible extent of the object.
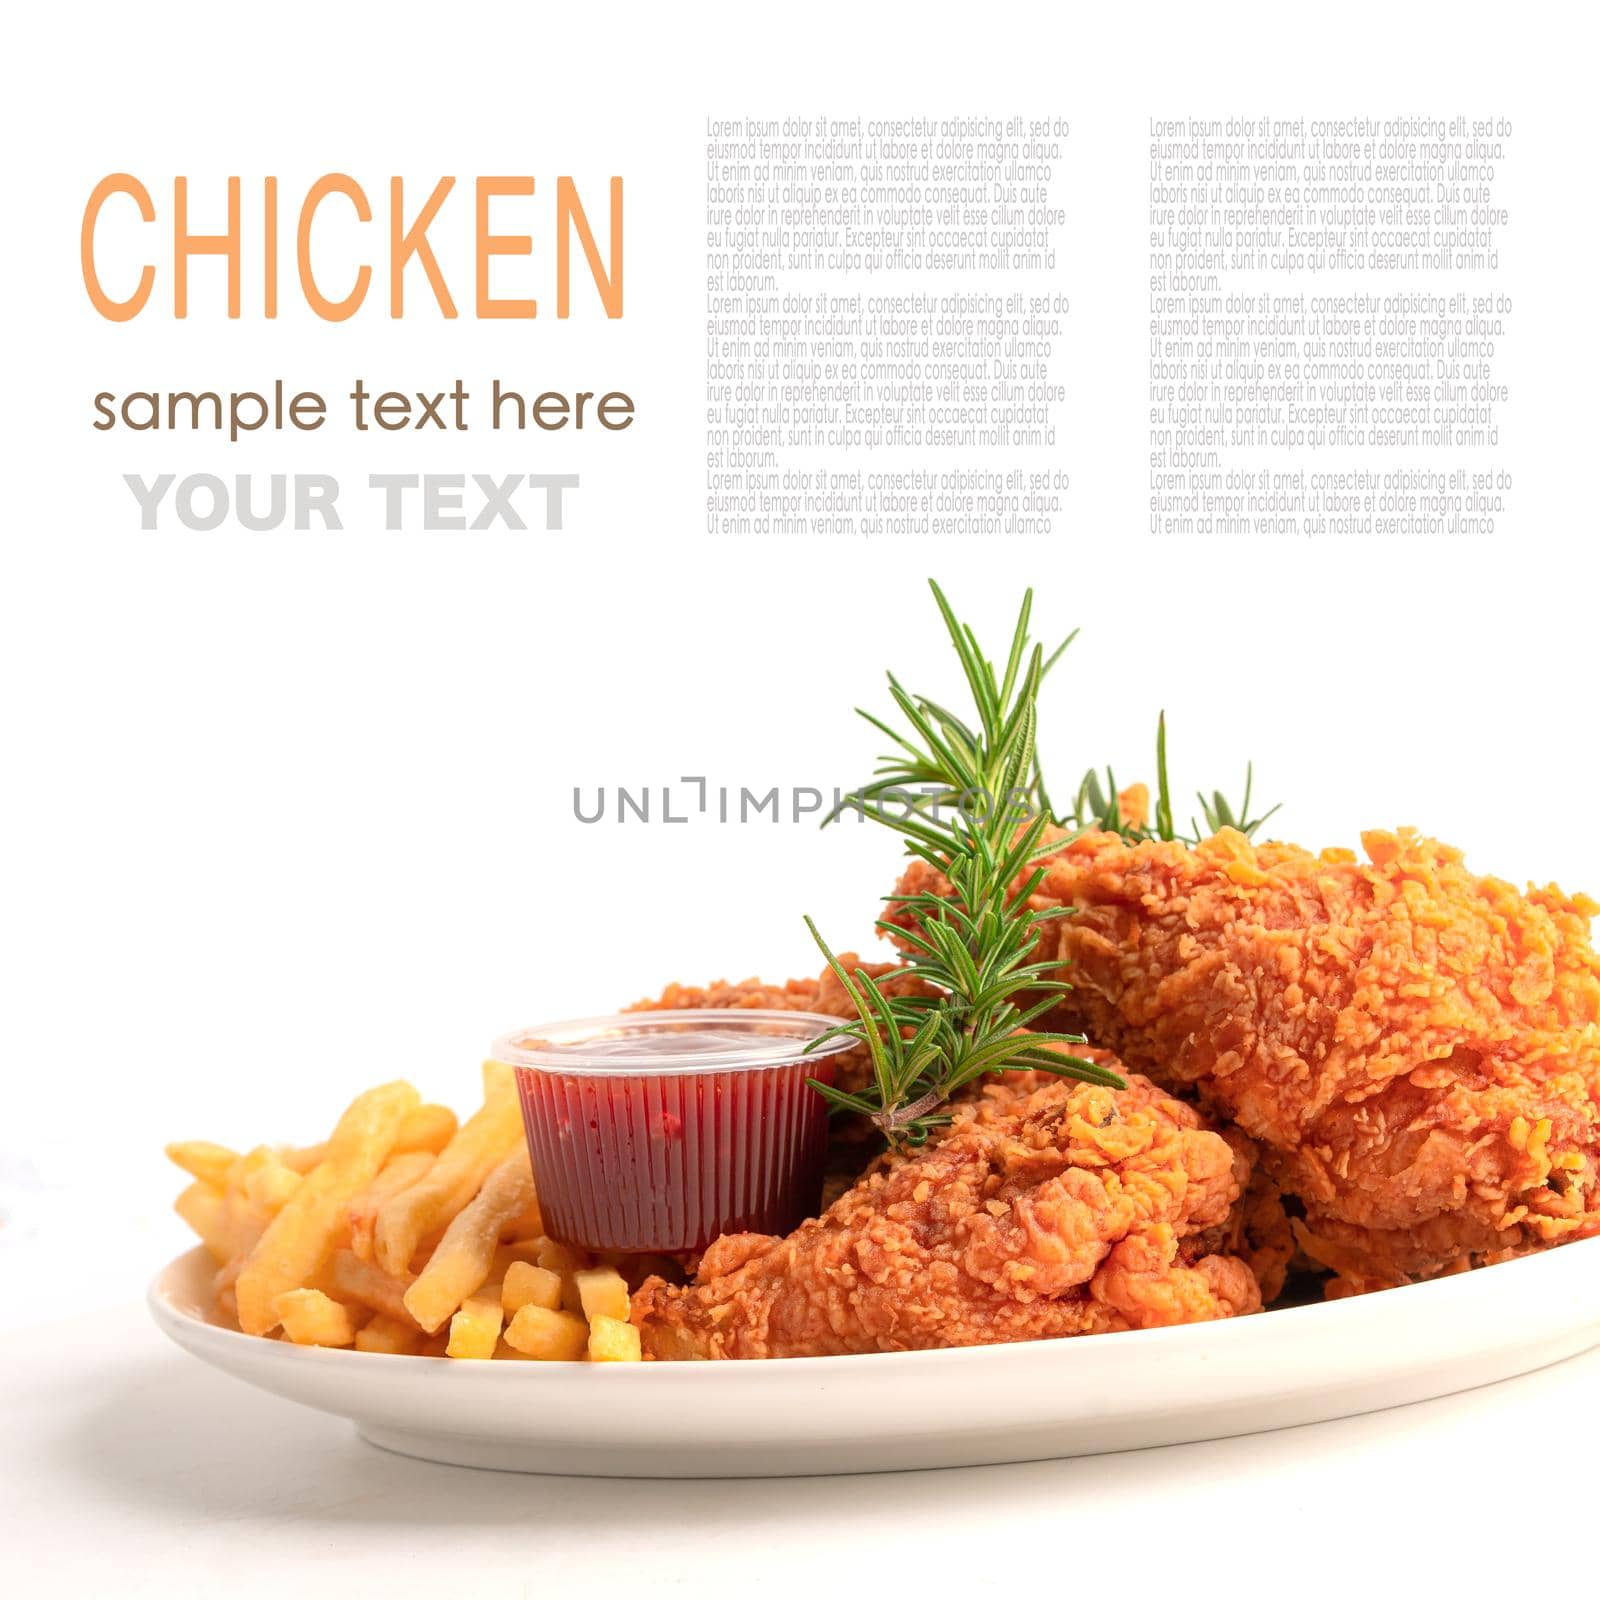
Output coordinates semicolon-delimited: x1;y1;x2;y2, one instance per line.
890;826;1600;1291
630;1065;1268;1359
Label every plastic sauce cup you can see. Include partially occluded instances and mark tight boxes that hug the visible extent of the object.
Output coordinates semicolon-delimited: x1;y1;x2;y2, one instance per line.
493;1010;855;1254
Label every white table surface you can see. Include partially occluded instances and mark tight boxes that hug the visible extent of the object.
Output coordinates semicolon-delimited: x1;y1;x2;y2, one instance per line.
8;1289;1599;1597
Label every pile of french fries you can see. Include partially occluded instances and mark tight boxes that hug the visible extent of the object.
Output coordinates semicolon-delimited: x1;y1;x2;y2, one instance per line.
167;1060;643;1361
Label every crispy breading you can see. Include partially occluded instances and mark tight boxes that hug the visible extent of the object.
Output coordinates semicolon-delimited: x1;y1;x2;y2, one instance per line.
631;1067;1263;1359
890;826;1600;1290
630;971;827;1015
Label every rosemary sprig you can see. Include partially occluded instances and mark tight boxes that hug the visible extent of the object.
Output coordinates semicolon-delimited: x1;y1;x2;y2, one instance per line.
804;582;1119;1148
805;582;1284;1147
1068;712;1281;844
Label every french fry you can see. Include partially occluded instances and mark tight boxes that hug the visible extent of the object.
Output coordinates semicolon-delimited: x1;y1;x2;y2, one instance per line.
235;1081;420;1335
211;1155;276;1277
587;1314;642;1363
408;1231;448;1273
346;1150;435;1261
502;1261;563;1315
275;1288;359;1347
534;1237;583;1275
243;1152;302;1213
403;1149;537;1333
224;1145;279;1194
524;1237;592;1314
209;1149;294;1273
501;1191;544;1241
165;1140;240;1189
373;1064;522;1276
214;1214;269;1289
168;1066;580;1362
174;1180;231;1263
355;1315;423;1356
281;1142;328;1174
573;1267;630;1323
329;1248;420;1328
446;1296;504;1359
490;1239;546;1279
393;1103;459;1156
503;1303;589;1361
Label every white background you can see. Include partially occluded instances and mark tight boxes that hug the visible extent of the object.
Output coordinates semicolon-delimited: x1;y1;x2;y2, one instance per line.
3;2;1598;1593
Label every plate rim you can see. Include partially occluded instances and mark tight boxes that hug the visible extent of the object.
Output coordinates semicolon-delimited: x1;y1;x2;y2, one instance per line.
149;1233;1600;1378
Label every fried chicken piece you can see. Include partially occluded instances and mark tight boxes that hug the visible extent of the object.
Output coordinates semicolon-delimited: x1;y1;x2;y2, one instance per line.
632;971;827;1017
1190;1132;1295;1303
891;826;1600;1290
961;1066;1293;1304
631;1065;1264;1359
940;1044;1295;1302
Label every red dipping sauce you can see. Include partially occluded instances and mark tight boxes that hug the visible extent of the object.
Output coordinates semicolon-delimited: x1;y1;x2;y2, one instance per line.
495;1010;853;1254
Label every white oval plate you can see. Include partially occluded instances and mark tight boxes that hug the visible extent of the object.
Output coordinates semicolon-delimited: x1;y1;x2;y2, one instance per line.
151;1240;1600;1477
